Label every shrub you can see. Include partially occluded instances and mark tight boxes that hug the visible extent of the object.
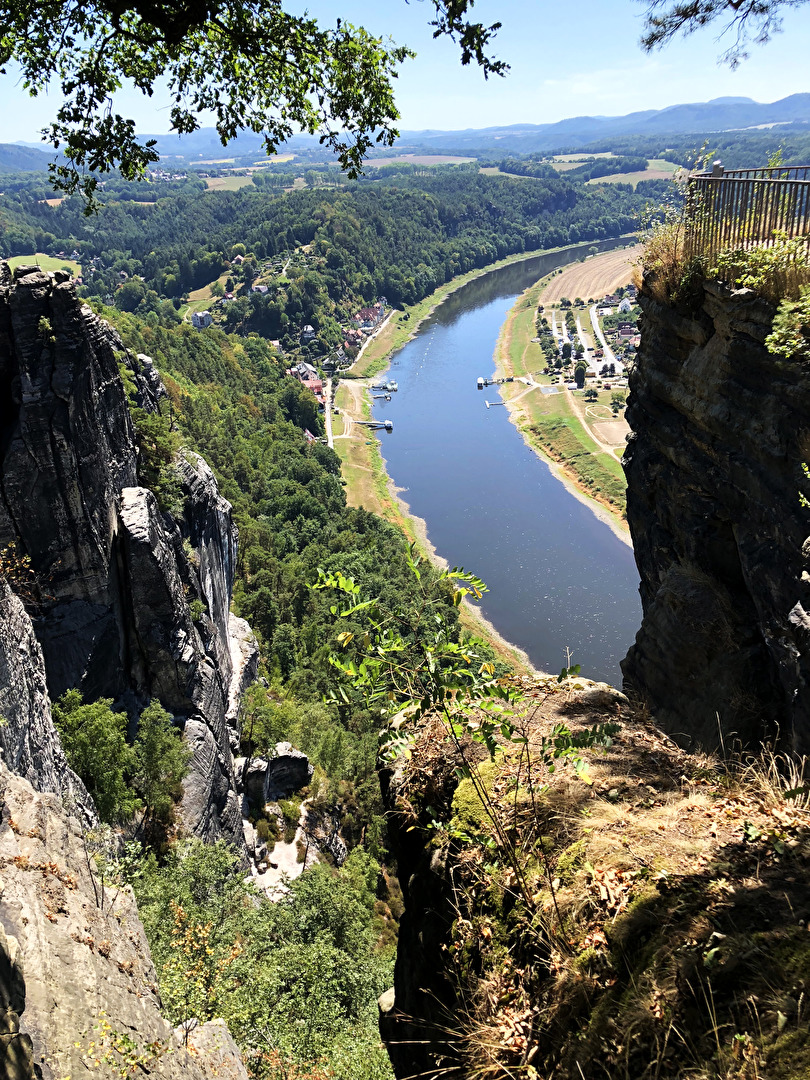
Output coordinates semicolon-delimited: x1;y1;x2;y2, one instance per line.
711;231;810;304
766;284;810;361
53;692;190;831
131;700;191;825
52;690;138;823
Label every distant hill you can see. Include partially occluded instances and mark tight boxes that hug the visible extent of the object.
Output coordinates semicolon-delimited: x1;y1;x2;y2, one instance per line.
142;95;810;162
390;95;810;156
9;95;810;172
0;143;53;171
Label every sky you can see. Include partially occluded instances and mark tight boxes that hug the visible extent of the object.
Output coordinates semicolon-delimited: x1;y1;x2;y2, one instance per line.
1;0;809;143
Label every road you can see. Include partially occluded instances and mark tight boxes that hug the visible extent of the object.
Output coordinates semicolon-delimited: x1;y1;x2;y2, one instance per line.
589;304;622;372
324;379;334;448
575;313;595;365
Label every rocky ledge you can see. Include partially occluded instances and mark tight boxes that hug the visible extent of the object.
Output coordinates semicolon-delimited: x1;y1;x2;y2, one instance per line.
0;763;248;1080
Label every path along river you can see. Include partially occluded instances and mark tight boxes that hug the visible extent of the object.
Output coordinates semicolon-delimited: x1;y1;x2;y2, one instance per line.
371;241;642;684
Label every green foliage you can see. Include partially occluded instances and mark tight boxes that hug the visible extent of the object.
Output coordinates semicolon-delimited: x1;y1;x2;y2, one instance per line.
52;690;138;823
131;701;191;825
710;231;810;302
133;839;394;1080
315;561;619;911
129;408;184;515
53;691;189;830
766;284;810;361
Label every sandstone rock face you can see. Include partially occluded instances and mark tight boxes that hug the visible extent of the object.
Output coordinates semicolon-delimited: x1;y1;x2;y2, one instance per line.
0;764;248;1080
0;576;96;828
623;279;810;751
237;745;314;810
0;263;252;846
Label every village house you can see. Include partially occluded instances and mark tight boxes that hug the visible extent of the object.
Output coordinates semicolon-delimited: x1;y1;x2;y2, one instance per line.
300;324;318;344
191;310;213;329
353;300;386;333
618;297;633;313
288;361;319;383
252;284;269;294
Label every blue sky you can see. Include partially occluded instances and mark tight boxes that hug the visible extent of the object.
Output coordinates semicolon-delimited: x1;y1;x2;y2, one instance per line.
1;0;809;142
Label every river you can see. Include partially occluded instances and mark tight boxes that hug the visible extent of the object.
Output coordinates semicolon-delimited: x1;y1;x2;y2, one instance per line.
371;240;642;684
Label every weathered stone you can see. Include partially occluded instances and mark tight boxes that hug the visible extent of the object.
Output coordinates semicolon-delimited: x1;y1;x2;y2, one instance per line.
184;1020;249;1080
266;743;314;800
0;265;254;847
0;577;95;825
0;765;247;1080
623;279;810;752
226;615;259;749
237;745;313;808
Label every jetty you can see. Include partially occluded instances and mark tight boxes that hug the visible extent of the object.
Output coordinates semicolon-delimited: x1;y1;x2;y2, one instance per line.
356;419;393;432
477;376;514;389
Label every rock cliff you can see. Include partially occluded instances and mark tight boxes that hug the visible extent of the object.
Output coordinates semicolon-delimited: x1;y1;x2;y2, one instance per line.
0;761;249;1080
0;262;257;845
623;277;810;752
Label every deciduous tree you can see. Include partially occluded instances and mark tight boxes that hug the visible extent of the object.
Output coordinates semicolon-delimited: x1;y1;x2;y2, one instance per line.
0;0;507;203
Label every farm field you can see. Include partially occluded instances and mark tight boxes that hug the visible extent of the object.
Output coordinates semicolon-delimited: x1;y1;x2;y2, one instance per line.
587;159;681;187
538;245;641;305
369;154;475;166
204;175;255;191
6;253;81;275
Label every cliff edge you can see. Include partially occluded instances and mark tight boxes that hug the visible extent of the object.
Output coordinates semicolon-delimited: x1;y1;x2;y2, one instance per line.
0;261;257;845
623;277;810;753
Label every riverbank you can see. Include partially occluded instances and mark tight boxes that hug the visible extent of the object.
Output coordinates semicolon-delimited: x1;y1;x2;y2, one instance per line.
347;235;637;379
331;380;540;675
492;248;639;543
332;236;640;676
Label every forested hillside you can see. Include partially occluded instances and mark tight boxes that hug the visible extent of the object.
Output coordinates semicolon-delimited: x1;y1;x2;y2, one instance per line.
1;166;643;350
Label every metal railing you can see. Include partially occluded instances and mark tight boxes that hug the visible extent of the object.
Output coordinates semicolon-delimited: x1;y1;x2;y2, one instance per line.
684;162;810;261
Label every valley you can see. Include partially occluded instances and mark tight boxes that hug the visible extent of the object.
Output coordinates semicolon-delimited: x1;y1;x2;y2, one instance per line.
1;46;810;1080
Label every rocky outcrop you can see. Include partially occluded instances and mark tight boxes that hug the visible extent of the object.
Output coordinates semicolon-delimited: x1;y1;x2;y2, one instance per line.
0;576;95;826
0;763;248;1080
623;278;810;752
237;745;314;810
0;263;253;846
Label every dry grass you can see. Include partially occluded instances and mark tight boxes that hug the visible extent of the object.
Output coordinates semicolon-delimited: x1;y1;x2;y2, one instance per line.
369;154;475;167
392;679;810;1080
539;246;642;306
204;174;255;191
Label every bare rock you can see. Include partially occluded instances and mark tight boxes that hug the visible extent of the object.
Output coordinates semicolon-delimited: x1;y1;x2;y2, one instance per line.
266;744;314;800
237;745;313;809
0;577;95;826
623;280;810;751
0;266;255;849
0;765;247;1080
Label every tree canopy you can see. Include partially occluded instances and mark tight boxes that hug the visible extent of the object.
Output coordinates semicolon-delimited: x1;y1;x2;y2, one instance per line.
0;0;505;202
640;0;804;66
